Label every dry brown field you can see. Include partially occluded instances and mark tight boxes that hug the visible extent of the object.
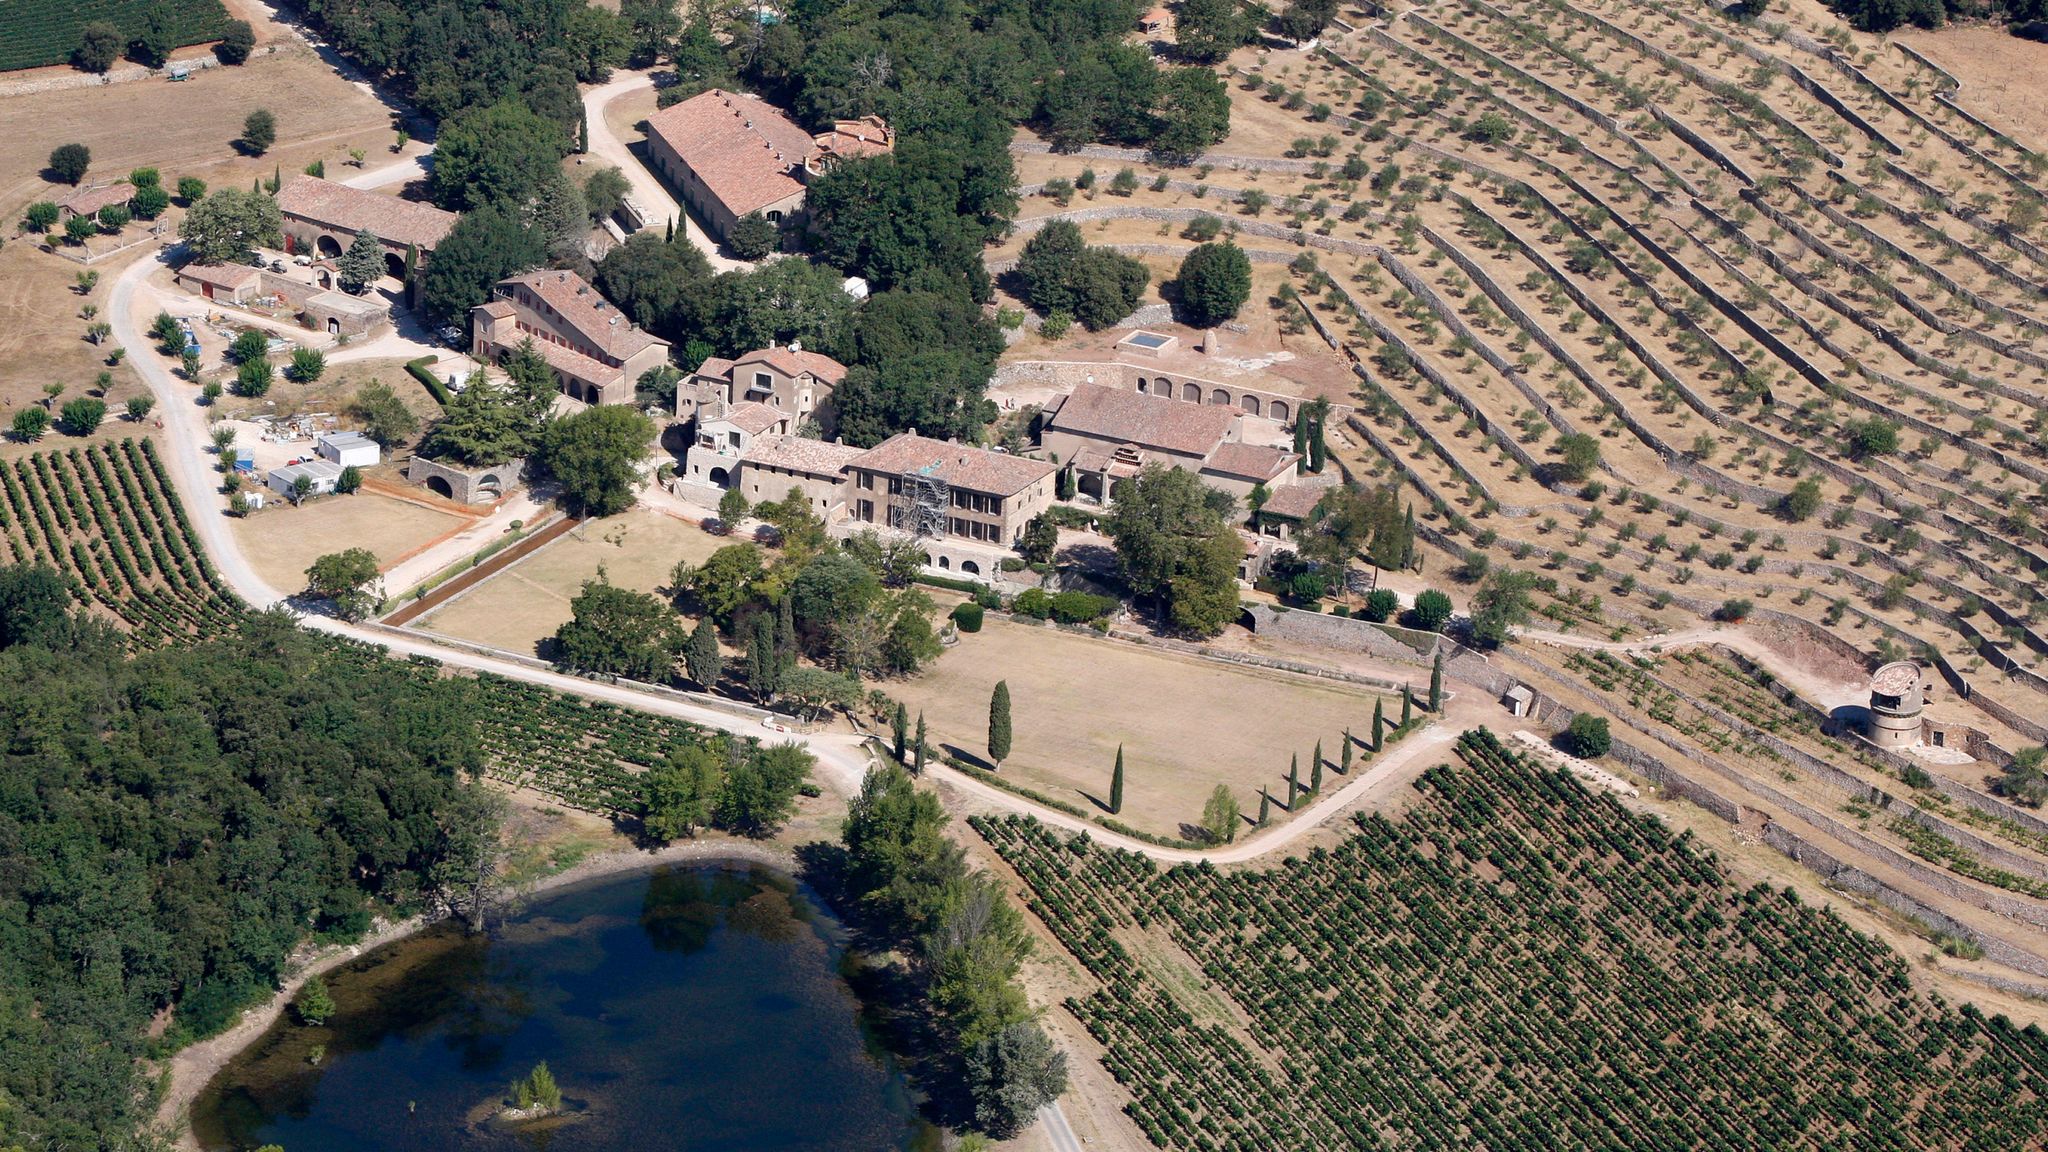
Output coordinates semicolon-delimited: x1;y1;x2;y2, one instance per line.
0;242;160;458
889;611;1401;838
233;490;470;593
413;506;727;656
0;42;400;216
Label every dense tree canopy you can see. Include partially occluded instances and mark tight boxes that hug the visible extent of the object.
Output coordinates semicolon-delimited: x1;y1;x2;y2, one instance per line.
430;100;571;211
536;404;655;517
0;607;495;1149
178;188;283;265
1104;463;1242;636
420;204;547;326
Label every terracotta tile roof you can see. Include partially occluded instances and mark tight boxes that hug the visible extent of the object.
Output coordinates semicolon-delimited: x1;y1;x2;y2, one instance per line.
275;175;458;250
1258;483;1329;521
693;357;738;381
734;345;848;386
498;270;666;361
61;184;133;216
849;433;1056;497
811;116;895;163
1203;442;1299;482
175;263;261;292
523;335;620;387
644;89;815;219
742;434;867;477
1047;385;1239;457
476;300;516;320
712;401;787;436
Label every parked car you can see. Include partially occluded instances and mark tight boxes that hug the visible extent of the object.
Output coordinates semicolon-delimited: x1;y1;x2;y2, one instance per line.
437;325;464;347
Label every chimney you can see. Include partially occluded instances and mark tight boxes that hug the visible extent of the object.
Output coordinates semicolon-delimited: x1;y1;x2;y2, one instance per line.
789;340;803;354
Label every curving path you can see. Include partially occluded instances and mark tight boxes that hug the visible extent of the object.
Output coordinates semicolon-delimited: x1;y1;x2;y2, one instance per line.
581;72;745;272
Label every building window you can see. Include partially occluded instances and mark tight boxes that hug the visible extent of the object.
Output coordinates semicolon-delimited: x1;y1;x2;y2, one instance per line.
753;372;772;392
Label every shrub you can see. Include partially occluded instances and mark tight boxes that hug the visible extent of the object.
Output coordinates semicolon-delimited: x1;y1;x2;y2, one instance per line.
951;601;985;632
1406;589;1453;632
1361;587;1399;623
1050;590;1114;624
1717;597;1754;622
1560;713;1612;758
1012;587;1053;619
24;202;60;233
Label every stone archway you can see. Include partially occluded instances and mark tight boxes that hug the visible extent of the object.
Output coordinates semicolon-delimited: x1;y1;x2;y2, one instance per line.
1241;394;1262;416
1269;399;1290;424
708;466;731;489
476;474;503;499
316;235;343;259
384;252;405;281
425;475;455;500
960;560;981;575
327;318;340;335
1209;387;1229;405
937;556;951;570
1136;377;1149;394
1182;382;1200;402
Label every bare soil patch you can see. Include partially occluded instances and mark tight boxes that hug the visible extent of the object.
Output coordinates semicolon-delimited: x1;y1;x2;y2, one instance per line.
413;507;727;657
0;42;397;216
889;614;1399;839
233;490;469;592
1891;25;2048;151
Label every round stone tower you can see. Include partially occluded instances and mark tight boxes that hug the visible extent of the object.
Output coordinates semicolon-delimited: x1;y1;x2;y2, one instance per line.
1864;661;1925;750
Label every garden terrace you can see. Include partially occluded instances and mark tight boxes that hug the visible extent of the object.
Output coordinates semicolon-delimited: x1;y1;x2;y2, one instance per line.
0;440;240;645
977;728;2048;1152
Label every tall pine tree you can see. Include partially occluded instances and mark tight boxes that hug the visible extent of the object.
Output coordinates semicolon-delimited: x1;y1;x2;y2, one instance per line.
988;681;1012;769
1109;745;1125;814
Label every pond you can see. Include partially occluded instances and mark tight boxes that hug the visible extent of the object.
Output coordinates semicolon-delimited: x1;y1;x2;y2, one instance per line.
192;863;935;1152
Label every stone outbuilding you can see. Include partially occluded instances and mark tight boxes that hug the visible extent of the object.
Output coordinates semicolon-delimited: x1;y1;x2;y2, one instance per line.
174;263;261;305
302;290;389;339
406;455;523;505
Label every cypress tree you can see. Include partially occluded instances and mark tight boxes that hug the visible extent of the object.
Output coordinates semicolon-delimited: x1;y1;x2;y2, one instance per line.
1292;417;1309;463
749;613;776;700
892;702;908;761
1311;745;1324;794
1402;684;1414;726
988;681;1012;769
1341;729;1354;774
577;110;590;154
913;711;928;775
1402;505;1416;568
686;616;720;689
1109;745;1125;814
1430;650;1444;712
1373;697;1385;751
1258;787;1271;825
666;218;675;243
1287;753;1300;809
1309;417;1327;472
776;595;796;677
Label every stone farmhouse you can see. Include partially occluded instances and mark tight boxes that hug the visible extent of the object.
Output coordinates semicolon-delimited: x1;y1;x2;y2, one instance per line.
732;434;868;520
471;269;671;406
679;343;847;436
843;433;1057;568
683;400;795;489
642;89;892;251
274;175;458;305
1039;384;1301;504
